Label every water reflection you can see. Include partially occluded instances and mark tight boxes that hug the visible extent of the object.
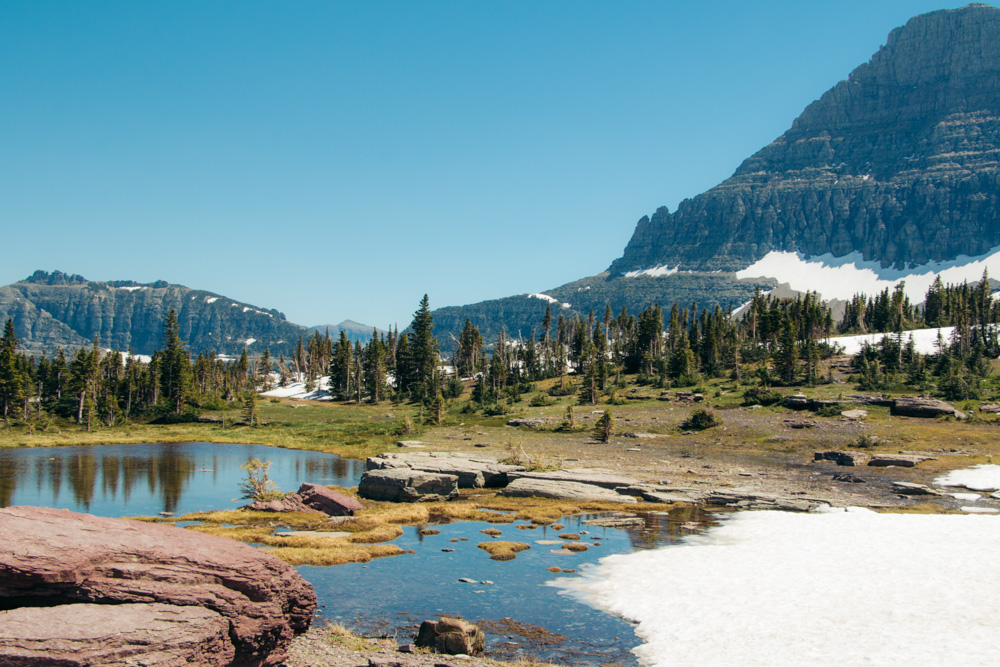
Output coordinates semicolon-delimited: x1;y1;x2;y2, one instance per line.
0;443;363;517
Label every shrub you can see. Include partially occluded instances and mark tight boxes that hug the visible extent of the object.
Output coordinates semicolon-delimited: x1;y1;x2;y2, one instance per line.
742;386;783;406
680;408;721;431
529;393;554;407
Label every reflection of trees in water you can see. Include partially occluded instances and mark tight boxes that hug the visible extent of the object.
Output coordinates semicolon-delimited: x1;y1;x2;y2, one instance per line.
0;457;21;507
67;454;98;510
626;505;716;550
102;457;120;499
122;456;151;504
155;446;197;514
46;457;62;502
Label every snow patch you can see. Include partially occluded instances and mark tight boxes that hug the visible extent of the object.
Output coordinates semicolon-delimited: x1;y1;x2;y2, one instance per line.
243;338;257;346
934;464;1000;492
558;507;1000;666
827;327;953;356
261;375;332;401
116;286;145;292
624;265;679;278
527;293;571;309
205;297;219;304
735;248;1000;302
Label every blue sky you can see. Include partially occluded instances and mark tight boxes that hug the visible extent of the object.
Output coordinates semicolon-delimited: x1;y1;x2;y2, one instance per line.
0;1;983;328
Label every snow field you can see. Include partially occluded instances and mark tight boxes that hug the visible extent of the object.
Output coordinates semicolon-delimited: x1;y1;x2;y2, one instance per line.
933;464;1000;492
827;327;954;356
559;507;1000;666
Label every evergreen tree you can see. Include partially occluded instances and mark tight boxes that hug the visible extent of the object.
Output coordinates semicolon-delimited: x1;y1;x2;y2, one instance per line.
159;309;190;414
593;410;613;443
408;295;439;401
0;320;23;426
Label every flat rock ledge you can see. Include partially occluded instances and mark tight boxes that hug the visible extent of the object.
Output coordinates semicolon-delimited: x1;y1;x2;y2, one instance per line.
366;452;525;488
501;478;638;504
0;506;316;667
891;396;966;419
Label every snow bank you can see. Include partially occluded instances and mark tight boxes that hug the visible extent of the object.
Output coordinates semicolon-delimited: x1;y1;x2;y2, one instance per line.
559;507;1000;666
827;327;953;356
624;265;679;278
735;248;1000;302
261;376;332;401
934;464;1000;492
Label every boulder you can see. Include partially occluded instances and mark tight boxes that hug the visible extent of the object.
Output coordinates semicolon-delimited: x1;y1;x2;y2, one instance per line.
783;394;811;409
0;506;316;667
414;617;485;655
814;451;869;466
242;492;322;514
979;403;1000;414
297;483;364;516
357;469;459;502
366;452;525;488
868;454;937;467
501;478;637;504
891;396;966;419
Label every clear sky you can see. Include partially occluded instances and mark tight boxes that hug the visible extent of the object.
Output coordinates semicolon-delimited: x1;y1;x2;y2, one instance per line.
0;1;985;328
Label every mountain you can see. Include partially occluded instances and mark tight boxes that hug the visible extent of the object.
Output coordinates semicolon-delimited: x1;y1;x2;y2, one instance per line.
310;320;384;343
611;4;1000;282
432;4;1000;348
0;271;311;357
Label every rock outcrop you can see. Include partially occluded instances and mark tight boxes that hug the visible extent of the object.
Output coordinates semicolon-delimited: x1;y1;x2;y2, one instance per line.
366;452;526;488
610;5;1000;275
500;478;638;504
0;506;316;667
357;469;459;502
891;396;966;418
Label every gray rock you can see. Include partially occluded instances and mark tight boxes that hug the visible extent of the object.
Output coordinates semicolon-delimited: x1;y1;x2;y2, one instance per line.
506;468;639;490
868;454;937;467
833;473;866;483
358;469;459;502
893;481;942;495
841;409;869;419
583;516;645;528
891;396;965;419
814;451;869;466
501;478;638;504
366;452;525;488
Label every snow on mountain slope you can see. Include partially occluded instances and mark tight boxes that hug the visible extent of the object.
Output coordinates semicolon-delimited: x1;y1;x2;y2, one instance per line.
734;248;1000;302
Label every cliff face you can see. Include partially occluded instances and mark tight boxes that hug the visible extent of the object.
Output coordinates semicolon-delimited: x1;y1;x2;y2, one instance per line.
610;4;1000;274
1;271;311;356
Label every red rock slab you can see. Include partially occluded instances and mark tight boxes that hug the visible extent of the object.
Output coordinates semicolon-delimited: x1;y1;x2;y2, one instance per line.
297;483;363;516
0;602;233;667
0;506;317;667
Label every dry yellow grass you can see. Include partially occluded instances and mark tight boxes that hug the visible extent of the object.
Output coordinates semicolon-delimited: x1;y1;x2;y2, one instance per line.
564;543;589;552
481;528;503;537
267;543;407;566
477;541;531;561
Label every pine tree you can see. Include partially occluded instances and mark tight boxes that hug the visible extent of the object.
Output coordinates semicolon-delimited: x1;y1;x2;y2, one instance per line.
408;295;439;401
242;391;260;427
0;319;23;427
593;410;613;443
159;309;190;414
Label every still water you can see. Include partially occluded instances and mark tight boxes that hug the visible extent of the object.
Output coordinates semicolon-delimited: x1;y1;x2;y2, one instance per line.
304;506;718;665
0;442;363;516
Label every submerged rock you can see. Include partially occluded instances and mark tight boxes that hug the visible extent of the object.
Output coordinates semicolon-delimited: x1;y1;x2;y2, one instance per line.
0;506;316;667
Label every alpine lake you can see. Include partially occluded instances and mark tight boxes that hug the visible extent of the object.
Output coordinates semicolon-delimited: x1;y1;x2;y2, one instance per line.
0;442;718;664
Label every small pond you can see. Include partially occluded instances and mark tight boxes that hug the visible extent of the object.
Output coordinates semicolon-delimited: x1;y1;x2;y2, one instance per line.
0;442;363;517
303;506;720;665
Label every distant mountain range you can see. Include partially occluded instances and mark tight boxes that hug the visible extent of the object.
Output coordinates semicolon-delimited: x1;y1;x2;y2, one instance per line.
1;271;312;357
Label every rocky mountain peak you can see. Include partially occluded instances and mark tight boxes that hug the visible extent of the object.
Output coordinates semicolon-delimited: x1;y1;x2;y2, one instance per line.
610;3;1000;274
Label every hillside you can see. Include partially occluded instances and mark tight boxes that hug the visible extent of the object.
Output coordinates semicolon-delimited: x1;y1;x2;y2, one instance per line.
310;321;384;343
0;271;311;357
